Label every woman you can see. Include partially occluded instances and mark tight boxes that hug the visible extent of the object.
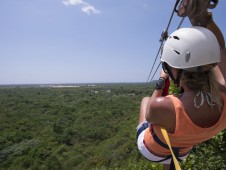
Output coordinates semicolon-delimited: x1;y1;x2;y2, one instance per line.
136;1;226;170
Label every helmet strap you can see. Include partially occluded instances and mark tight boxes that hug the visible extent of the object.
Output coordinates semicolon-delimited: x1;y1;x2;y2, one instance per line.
163;62;182;87
174;69;183;87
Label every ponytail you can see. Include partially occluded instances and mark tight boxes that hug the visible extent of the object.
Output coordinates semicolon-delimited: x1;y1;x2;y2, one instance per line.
181;65;222;111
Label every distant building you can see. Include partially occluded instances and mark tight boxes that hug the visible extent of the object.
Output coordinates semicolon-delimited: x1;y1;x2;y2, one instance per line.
91;90;99;94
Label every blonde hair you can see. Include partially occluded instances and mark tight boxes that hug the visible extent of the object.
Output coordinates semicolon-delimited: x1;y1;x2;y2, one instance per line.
181;64;222;111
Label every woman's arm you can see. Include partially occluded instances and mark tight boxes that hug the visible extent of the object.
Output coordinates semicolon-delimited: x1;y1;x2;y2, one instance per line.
206;18;225;49
178;0;225;48
216;49;226;88
145;71;176;132
178;0;226;87
145;71;167;123
206;18;226;88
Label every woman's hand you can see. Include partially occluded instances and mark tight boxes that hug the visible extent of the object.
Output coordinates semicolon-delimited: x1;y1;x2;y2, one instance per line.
177;0;216;27
177;0;194;17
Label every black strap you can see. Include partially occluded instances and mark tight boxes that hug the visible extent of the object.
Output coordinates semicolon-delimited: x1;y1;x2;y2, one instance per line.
136;122;149;140
174;69;183;87
170;160;176;170
151;127;185;151
151;126;188;163
137;123;190;164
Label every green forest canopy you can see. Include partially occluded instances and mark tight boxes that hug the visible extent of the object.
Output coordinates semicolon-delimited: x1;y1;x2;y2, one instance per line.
0;83;225;169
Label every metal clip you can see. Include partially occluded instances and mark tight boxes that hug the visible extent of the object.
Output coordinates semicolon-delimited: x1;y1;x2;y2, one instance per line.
159;29;168;43
209;0;218;9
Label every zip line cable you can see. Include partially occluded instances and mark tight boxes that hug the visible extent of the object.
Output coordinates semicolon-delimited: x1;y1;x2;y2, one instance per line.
150;62;161;82
146;44;163;83
177;17;185;29
146;0;182;84
146;0;219;84
147;17;185;84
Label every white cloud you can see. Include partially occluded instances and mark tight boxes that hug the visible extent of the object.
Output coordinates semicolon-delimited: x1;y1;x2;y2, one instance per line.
62;0;100;15
81;5;100;15
62;0;83;6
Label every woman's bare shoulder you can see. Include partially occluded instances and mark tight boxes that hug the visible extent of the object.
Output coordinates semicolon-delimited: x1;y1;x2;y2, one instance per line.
150;96;174;111
148;97;176;132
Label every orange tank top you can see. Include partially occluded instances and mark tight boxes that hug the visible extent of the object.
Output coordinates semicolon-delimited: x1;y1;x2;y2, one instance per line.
144;93;226;157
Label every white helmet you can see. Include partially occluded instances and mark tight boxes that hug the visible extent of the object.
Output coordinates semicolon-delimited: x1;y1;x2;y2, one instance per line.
161;26;221;72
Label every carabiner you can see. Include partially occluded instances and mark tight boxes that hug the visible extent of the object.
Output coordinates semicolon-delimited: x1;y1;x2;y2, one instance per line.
159;29;168;43
209;0;219;9
174;0;183;13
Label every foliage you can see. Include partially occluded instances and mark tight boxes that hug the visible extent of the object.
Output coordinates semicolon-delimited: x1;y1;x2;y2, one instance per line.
169;81;181;95
0;83;225;169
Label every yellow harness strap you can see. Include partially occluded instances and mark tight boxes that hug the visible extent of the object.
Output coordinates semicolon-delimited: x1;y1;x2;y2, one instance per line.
161;127;181;170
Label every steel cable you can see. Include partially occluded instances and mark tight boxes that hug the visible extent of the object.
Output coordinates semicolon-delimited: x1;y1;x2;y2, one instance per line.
146;0;185;83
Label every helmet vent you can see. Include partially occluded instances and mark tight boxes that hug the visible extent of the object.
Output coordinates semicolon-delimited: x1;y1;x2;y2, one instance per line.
173;36;180;40
174;50;180;55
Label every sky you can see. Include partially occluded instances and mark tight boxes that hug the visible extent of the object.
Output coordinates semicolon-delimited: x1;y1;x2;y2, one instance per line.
0;0;225;84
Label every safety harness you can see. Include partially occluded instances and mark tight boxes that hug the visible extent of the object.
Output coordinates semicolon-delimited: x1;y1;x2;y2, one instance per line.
136;123;189;170
160;128;182;170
